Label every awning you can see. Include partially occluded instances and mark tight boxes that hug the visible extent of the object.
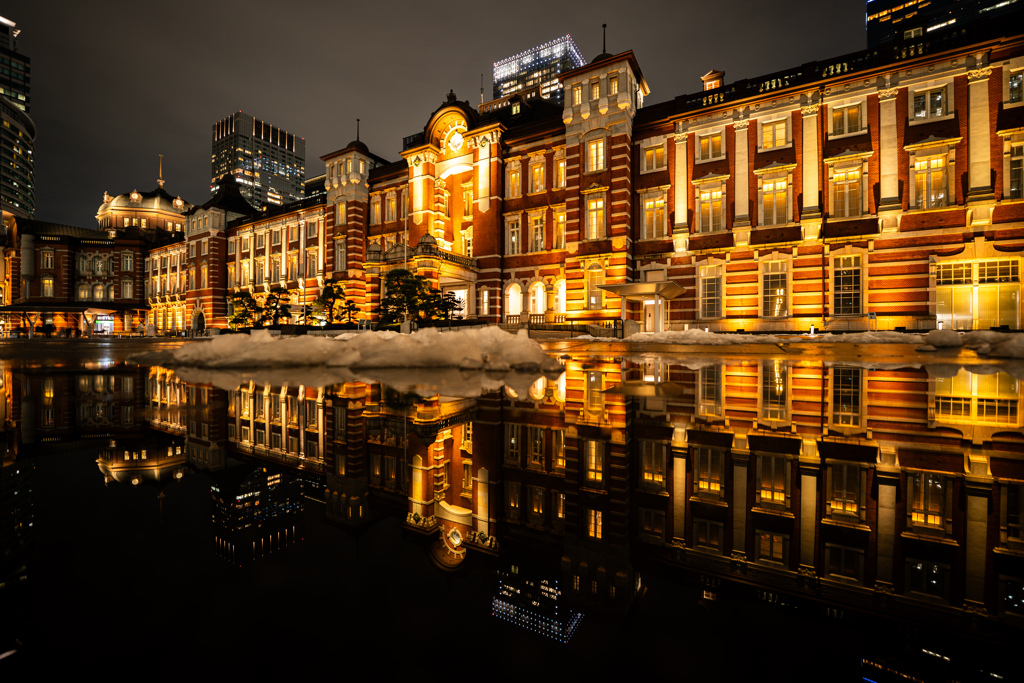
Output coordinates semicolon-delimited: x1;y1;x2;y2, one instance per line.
598;281;687;301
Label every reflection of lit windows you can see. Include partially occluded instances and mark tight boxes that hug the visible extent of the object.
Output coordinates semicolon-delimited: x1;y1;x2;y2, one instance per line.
826;545;863;583
1007;484;1024;546
757;454;788;506
641;509;665;537
828;463;862;515
913;86;947;120
910;472;945;528
698;365;723;417
935;370;1020;425
528;426;544;466
530;486;545;515
693;518;722;552
584;441;604;483
761;360;788;420
553;430;565;469
694;446;724;496
585;371;604;415
587;509;602;539
832;366;862;426
907;560;950;600
640;441;666;488
756;530;787;564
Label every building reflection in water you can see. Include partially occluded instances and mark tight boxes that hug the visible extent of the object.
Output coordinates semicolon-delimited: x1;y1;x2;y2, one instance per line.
3;355;1022;675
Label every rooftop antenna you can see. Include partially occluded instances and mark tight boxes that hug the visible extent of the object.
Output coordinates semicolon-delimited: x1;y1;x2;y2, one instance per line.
356;118;360;142
157;154;164;189
480;74;484;105
602;23;607;54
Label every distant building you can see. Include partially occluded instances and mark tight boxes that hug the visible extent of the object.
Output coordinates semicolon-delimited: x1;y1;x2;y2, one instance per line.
492;35;584;104
0;15;34;218
211;111;305;208
866;0;1024;47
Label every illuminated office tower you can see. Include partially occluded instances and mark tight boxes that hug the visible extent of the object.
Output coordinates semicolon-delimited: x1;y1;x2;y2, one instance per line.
0;15;34;218
493;35;585;103
210;112;305;208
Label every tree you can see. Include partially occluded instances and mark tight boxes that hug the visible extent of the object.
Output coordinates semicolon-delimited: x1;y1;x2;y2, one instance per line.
260;288;292;326
440;292;464;322
314;283;344;323
378;269;444;326
342;299;359;324
229;291;261;328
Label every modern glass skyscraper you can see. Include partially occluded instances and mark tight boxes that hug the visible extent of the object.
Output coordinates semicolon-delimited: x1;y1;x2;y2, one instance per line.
0;15;34;218
492;35;585;104
211;112;305;208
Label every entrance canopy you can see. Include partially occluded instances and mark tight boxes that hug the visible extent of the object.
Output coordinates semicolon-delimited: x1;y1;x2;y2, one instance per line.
598;281;687;301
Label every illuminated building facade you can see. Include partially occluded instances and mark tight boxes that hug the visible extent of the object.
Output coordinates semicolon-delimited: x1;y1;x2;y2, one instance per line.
493;35;585;104
211;111;305;208
0;15;34;218
866;0;1024;48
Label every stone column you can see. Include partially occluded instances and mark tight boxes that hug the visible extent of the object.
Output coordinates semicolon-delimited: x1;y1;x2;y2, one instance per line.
798;440;820;570
731;439;749;559
734;121;750;226
875;445;900;591
672;443;687;542
800;105;821;219
967;65;995;202
878;86;901;215
964;453;993;609
673;131;689;232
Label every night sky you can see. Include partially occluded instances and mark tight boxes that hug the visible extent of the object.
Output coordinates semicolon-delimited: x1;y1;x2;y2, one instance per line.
9;0;866;227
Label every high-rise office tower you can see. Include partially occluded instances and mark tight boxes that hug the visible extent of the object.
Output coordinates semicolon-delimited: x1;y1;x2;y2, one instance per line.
0;15;34;218
492;35;585;104
866;0;1024;47
210;112;305;208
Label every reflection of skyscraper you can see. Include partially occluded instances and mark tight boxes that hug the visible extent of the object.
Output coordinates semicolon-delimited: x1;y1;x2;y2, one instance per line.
210;112;305;208
211;466;303;565
0;15;34;218
494;564;581;642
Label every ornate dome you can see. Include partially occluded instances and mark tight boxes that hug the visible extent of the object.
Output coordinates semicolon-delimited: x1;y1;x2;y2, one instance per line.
97;186;192;216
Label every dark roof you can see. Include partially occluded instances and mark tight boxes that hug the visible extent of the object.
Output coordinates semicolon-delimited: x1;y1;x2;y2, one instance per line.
190;175;257;217
16;219;97;238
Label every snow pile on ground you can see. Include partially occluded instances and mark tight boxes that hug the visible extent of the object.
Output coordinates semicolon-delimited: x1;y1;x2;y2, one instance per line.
913;330;1024;358
805;330;925;344
136;327;563;372
626;329;784;344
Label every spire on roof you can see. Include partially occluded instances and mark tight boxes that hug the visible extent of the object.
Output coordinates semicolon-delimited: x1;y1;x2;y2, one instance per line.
157;154;165;189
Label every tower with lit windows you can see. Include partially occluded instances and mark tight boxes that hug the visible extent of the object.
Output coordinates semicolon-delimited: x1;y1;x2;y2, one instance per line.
0;15;34;218
493;36;585;104
211;112;306;208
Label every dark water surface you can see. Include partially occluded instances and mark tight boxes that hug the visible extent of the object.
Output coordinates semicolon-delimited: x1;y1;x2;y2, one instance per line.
2;340;1022;680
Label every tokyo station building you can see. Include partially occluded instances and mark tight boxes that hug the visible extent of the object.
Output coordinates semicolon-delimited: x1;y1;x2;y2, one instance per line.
4;21;1024;334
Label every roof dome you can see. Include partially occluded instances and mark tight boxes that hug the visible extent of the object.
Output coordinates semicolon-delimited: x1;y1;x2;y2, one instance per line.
345;139;369;154
98;186;192;216
417;233;437;246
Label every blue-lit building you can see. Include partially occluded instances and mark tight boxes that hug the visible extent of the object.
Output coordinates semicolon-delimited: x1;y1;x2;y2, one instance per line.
492;35;585;104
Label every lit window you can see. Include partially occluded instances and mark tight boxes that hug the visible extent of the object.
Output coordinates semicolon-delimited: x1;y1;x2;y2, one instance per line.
833;255;862;315
42;276;54;297
1010;71;1023;104
531;215;544;252
757;531;787;563
643;195;666;238
762;120;786;149
762;261;788;317
371;197;381;225
587;509;602;539
590;81;600;100
462;186;473;217
609;74;619;95
694;446;723;495
572;85;582;106
914;156;947;209
831;169;862;218
553;211;566;249
555;157;567;188
699;265;722;318
507;167;521;197
640;442;666;487
831;104;862;135
832;367;863;428
644;144;665;171
1009;144;1022;199
761;180;788;225
829;462;861;514
761;360;788;420
506;218;521;256
587;139;605;172
586;197;604;239
910;472;945;527
698;189;723;232
698;132;723;161
530;163;544;193
585;441;603;482
585;263;604;310
913;86;947;120
758;454;788;504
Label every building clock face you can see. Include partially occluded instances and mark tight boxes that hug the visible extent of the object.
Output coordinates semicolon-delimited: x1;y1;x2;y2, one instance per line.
448;131;464;153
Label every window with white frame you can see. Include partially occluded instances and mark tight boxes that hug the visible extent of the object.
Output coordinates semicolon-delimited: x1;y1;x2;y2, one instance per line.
762;261;788;317
335;201;346;226
78;284;88;300
572;84;582;106
913;85;948;121
761;119;787;150
462;185;473;217
506;217;521;255
370;197;381;225
643;142;666;171
42;276;54;297
587;139;605;172
122;254;133;271
761;178;788;225
529;161;544;193
585;262;604;309
833;255;862;315
586;196;605;239
1010;143;1022;199
698;365;723;417
831;104;862;136
914;154;947;209
553;211;566;249
697;131;723;161
530;215;544;252
697;187;724;232
1010;71;1023;104
227;239;235;255
122;279;133;299
507;164;521;198
761;359;788;420
831;366;863;427
385;193;396;222
463;228;473;258
699;264;722;318
590;81;600;100
41;250;53;269
643;194;667;238
831;167;863;217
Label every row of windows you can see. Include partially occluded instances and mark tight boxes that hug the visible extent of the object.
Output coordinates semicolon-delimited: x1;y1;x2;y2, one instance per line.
506;157;569;198
505;211;568;254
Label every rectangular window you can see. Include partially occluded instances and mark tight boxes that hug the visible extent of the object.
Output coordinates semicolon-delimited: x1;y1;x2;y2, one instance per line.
698;366;723;418
42;277;54;297
371;198;381;225
907;560;949;600
585;441;604;483
227;240;235;255
572;85;582;106
762;360;788;420
761;180;787;225
587;139;605;172
759;455;788;504
555;158;567;188
586;197;604;239
644;144;666;170
507;168;521;198
698;189;723;232
757;531;786;563
590;81;600;100
833;255;861;315
699;265;722;319
762;261;788;317
530;487;544;515
643;196;666;238
913;86;947;120
641;441;666;487
553;430;565;469
1007;484;1023;543
914;156;947;209
698;133;723;160
335;201;347;226
307;220;317;238
506;219;520;256
608;74;618;95
272;230;281;246
694;518;723;551
42;251;53;269
531;216;544;252
335;239;346;272
641;509;665;536
831;104;861;135
122;254;133;271
462;187;473;217
530;163;544;193
1010;72;1023;104
1010;144;1023;199
506;423;520;464
832;366;862;426
386;195;396;222
256;234;265;249
528;426;544;466
507;482;521;514
911;472;945;527
762;120;786;149
829;463;861;514
831;169;862;218
554;211;566;249
587;509;602;539
585;266;604;310
555;492;565;519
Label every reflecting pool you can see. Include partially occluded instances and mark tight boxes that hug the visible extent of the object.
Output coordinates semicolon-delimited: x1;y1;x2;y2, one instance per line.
2;347;1022;679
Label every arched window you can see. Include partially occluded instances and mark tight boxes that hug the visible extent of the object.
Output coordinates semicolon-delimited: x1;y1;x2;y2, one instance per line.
78;284;89;300
479;288;489;316
529;282;546;315
93;284;105;301
506;283;522;318
555;279;567;314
